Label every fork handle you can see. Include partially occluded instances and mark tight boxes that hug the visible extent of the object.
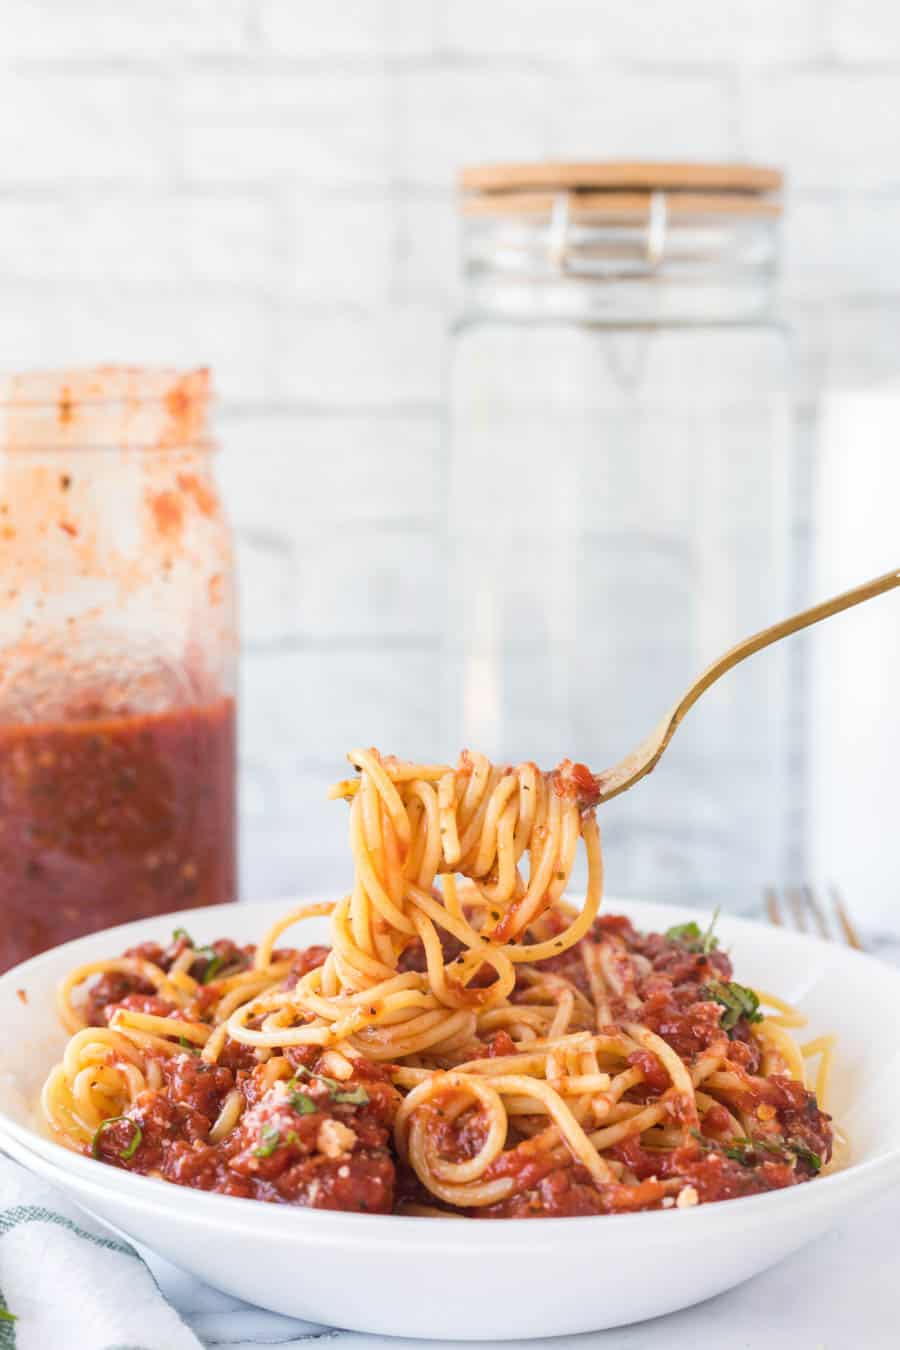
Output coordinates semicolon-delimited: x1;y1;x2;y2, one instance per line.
682;564;900;712
596;566;900;803
681;566;900;715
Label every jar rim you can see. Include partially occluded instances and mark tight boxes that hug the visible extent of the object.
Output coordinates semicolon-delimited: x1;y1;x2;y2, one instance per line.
0;366;213;453
0;365;211;409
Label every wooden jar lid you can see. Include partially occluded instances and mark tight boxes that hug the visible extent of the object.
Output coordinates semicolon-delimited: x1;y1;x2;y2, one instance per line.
460;162;783;220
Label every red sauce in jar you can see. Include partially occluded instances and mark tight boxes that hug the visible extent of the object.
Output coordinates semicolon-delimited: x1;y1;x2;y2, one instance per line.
0;696;236;971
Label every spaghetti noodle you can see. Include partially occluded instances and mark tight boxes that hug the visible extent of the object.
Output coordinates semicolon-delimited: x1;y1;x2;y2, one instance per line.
41;749;835;1217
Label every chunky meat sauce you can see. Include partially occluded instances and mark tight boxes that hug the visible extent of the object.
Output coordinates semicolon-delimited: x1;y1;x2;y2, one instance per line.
85;916;832;1218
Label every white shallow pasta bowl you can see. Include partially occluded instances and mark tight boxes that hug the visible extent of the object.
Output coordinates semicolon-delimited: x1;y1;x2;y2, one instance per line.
1;897;900;1340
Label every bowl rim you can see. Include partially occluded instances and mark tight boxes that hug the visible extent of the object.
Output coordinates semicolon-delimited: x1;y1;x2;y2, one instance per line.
4;896;900;1242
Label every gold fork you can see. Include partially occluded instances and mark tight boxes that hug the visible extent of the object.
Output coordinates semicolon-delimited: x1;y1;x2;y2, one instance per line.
765;884;864;950
593;567;900;805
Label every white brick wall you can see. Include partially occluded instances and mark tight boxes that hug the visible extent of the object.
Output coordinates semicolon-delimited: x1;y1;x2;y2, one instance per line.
269;304;444;404
1;0;898;899
545;72;736;160
216;410;441;650
260;0;439;58
0;72;173;183
0;194;273;286
829;0;900;61
442;0;826;64
395;69;551;187
182;72;391;186
4;0;251;58
744;71;900;191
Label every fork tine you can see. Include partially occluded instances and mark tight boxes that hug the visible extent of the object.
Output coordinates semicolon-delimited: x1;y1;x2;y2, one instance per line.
765;884;864;950
802;885;830;940
788;887;808;932
830;885;864;950
765;886;783;927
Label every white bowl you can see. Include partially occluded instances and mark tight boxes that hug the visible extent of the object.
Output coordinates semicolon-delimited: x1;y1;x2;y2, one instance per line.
2;898;899;1340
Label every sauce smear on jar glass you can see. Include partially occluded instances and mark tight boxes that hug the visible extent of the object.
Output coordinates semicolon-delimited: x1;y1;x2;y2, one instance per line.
0;367;237;971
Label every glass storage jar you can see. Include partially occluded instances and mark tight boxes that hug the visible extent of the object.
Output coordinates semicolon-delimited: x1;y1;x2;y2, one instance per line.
0;367;237;970
445;163;793;909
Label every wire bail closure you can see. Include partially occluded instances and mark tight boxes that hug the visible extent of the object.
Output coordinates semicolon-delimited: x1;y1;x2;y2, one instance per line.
546;189;670;275
646;190;668;267
548;191;571;273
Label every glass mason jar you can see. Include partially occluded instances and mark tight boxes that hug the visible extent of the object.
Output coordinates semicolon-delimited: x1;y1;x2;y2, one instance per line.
0;367;237;970
445;163;793;909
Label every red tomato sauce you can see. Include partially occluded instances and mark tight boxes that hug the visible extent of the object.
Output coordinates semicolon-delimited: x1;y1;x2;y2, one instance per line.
0;697;235;971
82;917;833;1219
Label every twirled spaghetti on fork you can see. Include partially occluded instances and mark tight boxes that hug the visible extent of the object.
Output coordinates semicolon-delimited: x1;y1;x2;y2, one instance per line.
41;749;835;1216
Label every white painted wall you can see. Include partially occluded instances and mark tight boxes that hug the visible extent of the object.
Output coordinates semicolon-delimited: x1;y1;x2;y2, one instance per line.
1;0;898;906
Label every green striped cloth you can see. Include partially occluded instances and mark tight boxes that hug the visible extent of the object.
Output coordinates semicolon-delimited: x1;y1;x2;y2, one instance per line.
0;1158;341;1348
0;1157;200;1350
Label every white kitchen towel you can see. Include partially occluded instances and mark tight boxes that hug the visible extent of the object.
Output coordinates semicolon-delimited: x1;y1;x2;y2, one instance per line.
0;1156;203;1350
0;1155;345;1350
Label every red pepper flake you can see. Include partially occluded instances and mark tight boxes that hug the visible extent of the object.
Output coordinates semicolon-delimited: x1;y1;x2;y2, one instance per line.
59;520;78;537
15;989;27;1005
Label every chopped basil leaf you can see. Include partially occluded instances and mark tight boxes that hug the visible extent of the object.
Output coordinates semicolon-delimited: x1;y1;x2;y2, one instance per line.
288;1066;368;1107
287;1087;317;1115
178;1035;200;1055
699;907;721;954
253;1123;302;1157
200;954;225;984
91;1115;142;1161
665;908;720;955
121;1121;143;1160
752;1137;786;1157
723;1139;762;1166
665;920;701;944
254;1123;283;1157
0;1309;16;1322
316;1073;346;1093
702;979;762;1031
332;1084;369;1105
172;927;193;945
788;1139;822;1172
332;1083;369;1105
721;1135;822;1173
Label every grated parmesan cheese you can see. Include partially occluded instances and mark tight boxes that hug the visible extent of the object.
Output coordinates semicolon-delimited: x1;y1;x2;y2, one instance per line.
317;1118;357;1159
676;1185;699;1209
